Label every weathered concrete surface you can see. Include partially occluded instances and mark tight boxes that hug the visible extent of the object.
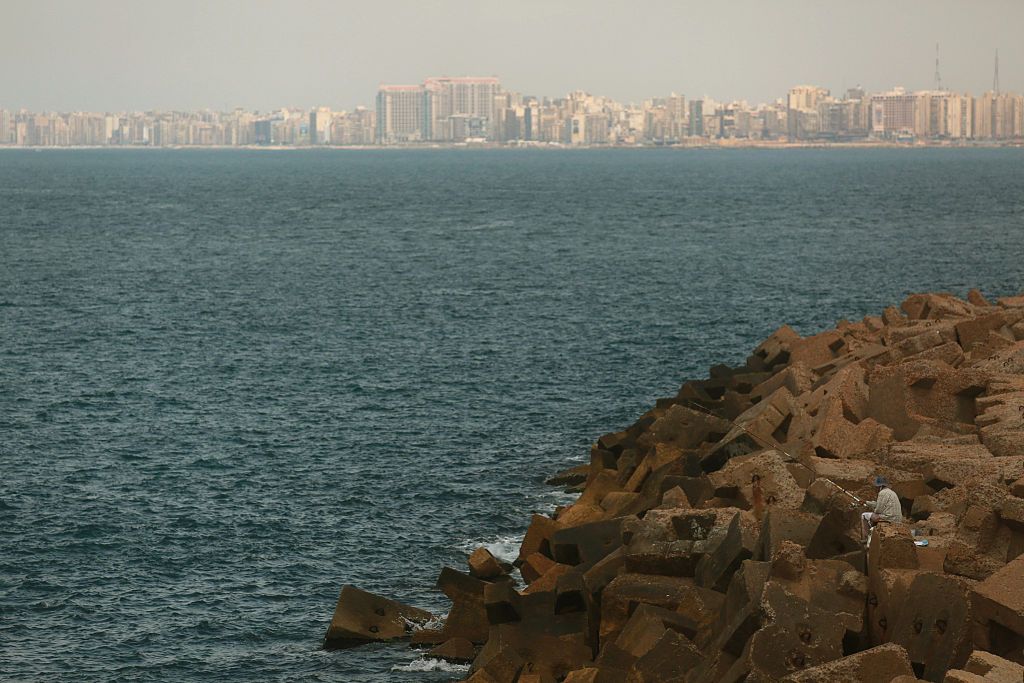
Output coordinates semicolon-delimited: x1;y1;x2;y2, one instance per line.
323;290;1024;682
779;643;915;682
323;585;432;649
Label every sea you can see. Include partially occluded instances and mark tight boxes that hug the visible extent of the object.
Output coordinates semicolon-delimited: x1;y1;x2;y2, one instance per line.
1;148;1022;681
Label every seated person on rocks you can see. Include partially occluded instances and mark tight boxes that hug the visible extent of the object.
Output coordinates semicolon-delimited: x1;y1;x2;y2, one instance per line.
861;476;902;542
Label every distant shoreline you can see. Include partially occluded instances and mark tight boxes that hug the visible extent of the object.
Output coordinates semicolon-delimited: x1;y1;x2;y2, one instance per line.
1;141;1022;152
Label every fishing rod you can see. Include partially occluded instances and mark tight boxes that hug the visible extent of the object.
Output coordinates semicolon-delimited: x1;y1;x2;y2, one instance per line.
681;399;867;506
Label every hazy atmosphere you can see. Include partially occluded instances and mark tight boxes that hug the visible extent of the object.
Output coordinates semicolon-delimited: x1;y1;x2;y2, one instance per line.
5;2;1024;682
2;0;1022;111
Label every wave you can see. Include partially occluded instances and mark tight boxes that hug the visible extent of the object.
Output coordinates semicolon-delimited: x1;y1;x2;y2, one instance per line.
392;656;471;674
455;535;523;564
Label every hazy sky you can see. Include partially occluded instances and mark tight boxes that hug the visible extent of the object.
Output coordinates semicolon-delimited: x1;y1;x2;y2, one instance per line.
2;0;1022;112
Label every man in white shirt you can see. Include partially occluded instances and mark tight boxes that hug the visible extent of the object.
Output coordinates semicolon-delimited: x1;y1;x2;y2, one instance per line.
861;476;902;542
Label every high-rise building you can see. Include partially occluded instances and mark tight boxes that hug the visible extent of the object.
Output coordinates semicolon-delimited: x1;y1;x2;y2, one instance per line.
992;93;1024;139
254;119;275;145
309;107;332;145
870;88;919;136
688;100;703;136
787;85;830;111
423;76;500;141
787;85;830;139
973;93;993;139
0;110;12;144
926;92;970;138
376;85;425;144
330;107;376;145
666;93;686;140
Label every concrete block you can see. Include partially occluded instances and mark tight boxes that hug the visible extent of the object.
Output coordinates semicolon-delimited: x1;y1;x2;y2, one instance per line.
780;643;915;682
624;629;702;682
890;572;974;681
551;517;626;570
751;324;801;368
696;511;759;592
971;554;1024;664
868;524;920;573
518;514;559;565
429;636;476;664
956;312;1012;351
942;540;1004;581
323;585;433;649
522;563;574;596
470;547;507;580
945;650;1024;682
599;573;721;647
522;552;557;585
437;567;490;643
746;582;847;680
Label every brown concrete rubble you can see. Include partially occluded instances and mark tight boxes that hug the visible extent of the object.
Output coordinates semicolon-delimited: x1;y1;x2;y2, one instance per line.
324;290;1024;682
943;650;1024;682
322;585;433;649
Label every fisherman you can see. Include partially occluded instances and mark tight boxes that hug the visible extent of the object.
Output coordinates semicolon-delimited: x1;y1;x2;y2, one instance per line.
861;475;902;543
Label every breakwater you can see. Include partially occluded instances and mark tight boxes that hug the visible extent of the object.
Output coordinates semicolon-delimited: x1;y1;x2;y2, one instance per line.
328;289;1024;682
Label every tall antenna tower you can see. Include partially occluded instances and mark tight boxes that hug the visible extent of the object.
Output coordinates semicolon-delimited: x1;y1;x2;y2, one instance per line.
993;49;1000;94
934;43;943;91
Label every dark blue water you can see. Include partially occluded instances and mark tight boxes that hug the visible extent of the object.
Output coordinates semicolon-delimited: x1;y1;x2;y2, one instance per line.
1;148;1022;681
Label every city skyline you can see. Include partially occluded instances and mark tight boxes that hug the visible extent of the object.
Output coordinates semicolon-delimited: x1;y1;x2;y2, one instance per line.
4;76;1023;148
2;1;1023;112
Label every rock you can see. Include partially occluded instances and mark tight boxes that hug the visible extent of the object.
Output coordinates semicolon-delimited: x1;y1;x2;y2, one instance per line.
789;329;846;369
624;629;703;682
469;547;507;580
780;643;915;682
770;540;807;581
658;485;691;509
436;567;490;643
956;312;1013;352
912;495;940;521
867;567;920;646
942;540;1005;580
696;511;760;591
943;650;1024;682
745;582;847;680
410;627;447;646
349;290;1024;682
649;403;731;450
472;622;591;682
468;641;527;683
521;562;574;595
866;360;986;441
967;289;992;307
546;463;590;487
900;292;974;321
428;636;476;664
612;603;694;660
971;554;1024;662
518;514;560;565
756;508;821;561
806;505;863;560
599;573;721;646
889;572;975;681
702;388;796;472
517;673;558;683
750;324;802;368
521;552;557;584
999;495;1024;530
867;524;919;572
323;585;432;649
551;517;627;570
